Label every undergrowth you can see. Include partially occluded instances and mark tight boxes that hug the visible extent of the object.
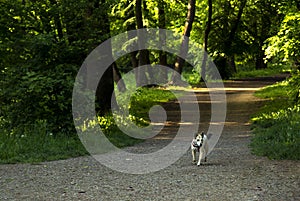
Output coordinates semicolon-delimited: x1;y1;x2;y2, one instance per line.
0;87;176;164
251;71;300;160
232;63;290;79
0;120;88;164
232;68;284;79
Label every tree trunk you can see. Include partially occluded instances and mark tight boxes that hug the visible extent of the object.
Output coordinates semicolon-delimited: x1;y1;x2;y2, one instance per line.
226;0;246;49
127;29;139;83
201;0;212;81
255;49;267;69
126;19;139;81
135;0;148;87
158;1;168;84
94;1;115;115
171;0;196;84
112;63;126;92
222;0;247;77
95;65;114;115
229;55;237;73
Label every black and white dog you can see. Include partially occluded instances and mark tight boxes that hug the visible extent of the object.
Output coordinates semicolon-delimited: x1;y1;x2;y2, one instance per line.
191;131;209;166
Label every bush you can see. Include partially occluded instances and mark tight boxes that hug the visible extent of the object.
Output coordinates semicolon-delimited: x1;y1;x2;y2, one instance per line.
288;70;300;103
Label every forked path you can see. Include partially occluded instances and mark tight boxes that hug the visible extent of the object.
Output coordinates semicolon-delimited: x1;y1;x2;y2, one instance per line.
1;78;299;200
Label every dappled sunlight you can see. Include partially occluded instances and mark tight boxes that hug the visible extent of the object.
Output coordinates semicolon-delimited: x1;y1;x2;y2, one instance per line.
177;122;195;125
235;134;252;138
190;87;264;92
211;122;252;126
150;122;166;126
162;83;266;96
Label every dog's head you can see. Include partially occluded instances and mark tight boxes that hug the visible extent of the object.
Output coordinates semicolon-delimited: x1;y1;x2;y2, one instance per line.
192;131;205;147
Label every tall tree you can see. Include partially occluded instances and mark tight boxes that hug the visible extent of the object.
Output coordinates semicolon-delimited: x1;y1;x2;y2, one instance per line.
201;0;212;81
94;0;115;115
224;0;247;73
171;0;196;84
113;63;126;92
158;0;168;84
135;0;149;86
210;0;247;78
254;1;282;69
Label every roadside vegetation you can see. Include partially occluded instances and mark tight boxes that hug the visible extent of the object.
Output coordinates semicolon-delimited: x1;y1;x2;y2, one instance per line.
0;87;176;164
251;71;300;160
231;65;289;79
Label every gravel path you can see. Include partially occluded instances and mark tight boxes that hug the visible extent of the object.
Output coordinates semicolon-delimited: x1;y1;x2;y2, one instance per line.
1;79;299;201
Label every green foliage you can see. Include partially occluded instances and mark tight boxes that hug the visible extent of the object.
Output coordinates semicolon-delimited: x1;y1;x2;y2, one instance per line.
237;0;283;66
1;35;78;135
251;73;300;160
0;0;115;163
0;0;113;136
0;86;177;163
182;72;201;85
288;71;300;103
265;12;300;68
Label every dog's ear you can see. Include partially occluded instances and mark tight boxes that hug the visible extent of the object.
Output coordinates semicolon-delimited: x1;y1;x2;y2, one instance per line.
194;133;198;139
201;131;205;138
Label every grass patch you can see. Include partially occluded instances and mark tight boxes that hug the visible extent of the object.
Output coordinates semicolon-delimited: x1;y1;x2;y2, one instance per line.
128;87;178;120
232;68;288;79
254;80;290;99
0;120;88;164
251;105;300;160
251;76;300;160
253;81;291;114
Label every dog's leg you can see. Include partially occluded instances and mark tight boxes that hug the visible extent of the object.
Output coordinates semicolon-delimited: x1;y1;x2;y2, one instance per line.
192;148;196;163
204;141;208;162
202;148;207;163
197;149;203;166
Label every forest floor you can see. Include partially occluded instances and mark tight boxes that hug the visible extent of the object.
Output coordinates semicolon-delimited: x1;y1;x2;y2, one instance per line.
1;76;299;201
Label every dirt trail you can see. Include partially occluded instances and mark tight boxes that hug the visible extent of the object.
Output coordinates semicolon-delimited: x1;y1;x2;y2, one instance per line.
0;78;299;201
